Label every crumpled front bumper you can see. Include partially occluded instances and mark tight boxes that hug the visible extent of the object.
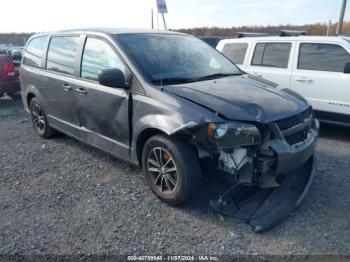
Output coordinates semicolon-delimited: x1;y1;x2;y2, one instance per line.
209;121;319;232
250;156;316;232
269;120;319;174
210;156;316;232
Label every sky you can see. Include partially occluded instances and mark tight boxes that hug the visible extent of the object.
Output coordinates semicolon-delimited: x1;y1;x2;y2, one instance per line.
0;0;349;33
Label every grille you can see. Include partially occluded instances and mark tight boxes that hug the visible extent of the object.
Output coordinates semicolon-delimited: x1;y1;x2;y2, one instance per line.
284;129;307;145
276;107;314;146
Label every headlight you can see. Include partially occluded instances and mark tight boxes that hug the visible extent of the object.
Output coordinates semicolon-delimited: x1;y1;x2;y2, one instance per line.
208;123;228;139
207;122;261;149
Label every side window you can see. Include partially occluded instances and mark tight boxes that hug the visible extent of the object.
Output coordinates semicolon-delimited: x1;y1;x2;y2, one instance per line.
23;36;48;67
252;43;291;68
298;43;350;72
81;38;125;82
46;36;80;75
222;43;248;64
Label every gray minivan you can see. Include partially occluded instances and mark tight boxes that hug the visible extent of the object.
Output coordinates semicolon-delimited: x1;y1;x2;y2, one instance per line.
21;29;318;232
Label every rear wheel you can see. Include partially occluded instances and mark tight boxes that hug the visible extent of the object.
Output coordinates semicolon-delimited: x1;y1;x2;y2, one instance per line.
142;134;201;206
29;98;56;138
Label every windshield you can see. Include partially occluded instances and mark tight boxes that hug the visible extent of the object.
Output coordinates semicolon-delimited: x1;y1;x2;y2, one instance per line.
115;34;242;85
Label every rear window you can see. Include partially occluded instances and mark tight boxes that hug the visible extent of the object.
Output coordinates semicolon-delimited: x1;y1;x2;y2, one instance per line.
23;36;48;67
298;43;350;72
252;42;291;68
222;43;248;64
46;36;80;75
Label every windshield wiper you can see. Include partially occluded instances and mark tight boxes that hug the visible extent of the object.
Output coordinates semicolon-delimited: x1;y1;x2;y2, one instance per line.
195;73;242;81
150;73;242;85
150;77;196;85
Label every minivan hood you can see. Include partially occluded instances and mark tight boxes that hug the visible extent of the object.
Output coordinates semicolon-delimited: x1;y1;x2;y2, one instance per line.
163;75;308;123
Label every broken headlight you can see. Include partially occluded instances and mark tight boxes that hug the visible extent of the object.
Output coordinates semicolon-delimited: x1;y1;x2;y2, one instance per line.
207;122;261;149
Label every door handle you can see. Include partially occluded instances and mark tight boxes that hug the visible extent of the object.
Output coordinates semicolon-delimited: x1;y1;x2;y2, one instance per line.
75;88;87;95
62;84;72;91
296;78;313;83
253;73;263;77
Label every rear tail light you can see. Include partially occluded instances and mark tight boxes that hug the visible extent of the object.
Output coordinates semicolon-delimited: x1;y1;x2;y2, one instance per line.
3;62;15;76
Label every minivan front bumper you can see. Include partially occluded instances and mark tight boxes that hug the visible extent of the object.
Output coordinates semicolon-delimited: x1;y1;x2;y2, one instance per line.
268;119;319;174
210;155;316;232
209;120;319;232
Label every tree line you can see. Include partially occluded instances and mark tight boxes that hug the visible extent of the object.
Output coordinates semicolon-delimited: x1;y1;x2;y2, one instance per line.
175;21;350;37
0;33;33;46
1;21;349;46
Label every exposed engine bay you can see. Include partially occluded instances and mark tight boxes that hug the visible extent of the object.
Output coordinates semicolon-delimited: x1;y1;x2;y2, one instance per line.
174;106;319;232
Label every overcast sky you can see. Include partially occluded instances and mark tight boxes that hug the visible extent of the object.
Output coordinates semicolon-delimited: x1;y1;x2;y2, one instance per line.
0;0;349;33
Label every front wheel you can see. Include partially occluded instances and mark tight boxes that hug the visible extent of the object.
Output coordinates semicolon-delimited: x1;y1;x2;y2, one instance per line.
142;134;202;206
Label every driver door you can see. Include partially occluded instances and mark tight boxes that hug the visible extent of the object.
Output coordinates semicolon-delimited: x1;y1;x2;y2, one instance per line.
74;36;131;159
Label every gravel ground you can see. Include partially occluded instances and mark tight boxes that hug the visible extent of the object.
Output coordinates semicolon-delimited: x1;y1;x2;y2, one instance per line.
0;99;350;256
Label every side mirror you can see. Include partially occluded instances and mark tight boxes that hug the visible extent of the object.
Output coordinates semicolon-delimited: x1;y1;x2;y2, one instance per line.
98;68;131;89
344;62;350;74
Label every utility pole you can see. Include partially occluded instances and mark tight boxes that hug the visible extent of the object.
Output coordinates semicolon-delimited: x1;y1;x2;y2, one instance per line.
327;20;332;36
336;0;347;35
151;9;154;29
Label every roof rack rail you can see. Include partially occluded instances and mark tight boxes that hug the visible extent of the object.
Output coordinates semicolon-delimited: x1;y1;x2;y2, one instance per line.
237;32;270;38
280;30;307;36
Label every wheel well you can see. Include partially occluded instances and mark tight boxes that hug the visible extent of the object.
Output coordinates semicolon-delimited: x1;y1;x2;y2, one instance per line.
136;128;167;166
27;93;35;108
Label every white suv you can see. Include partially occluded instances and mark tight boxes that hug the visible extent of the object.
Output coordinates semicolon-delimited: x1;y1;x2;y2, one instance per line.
217;36;350;126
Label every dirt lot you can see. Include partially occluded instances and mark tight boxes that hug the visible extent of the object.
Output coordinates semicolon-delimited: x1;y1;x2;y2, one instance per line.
1;99;350;256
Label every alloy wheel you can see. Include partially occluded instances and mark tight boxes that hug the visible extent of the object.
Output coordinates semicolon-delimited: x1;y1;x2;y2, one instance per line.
147;147;178;194
31;103;46;132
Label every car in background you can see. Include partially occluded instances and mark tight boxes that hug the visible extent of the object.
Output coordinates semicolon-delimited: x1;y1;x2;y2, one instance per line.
0;50;21;99
198;36;226;48
217;36;350;126
6;47;24;67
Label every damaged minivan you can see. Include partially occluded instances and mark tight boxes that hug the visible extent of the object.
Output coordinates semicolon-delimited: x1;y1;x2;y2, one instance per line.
20;29;318;232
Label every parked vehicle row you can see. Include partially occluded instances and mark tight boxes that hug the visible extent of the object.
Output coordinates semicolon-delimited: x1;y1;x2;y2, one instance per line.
0;57;21;99
217;36;350;126
0;45;23;99
20;29;318;232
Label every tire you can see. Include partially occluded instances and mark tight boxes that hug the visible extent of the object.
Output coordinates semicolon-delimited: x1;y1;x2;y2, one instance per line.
29;98;56;139
142;134;202;206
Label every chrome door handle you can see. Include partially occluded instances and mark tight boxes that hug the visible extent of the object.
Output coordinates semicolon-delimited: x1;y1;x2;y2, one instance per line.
75;88;87;95
62;84;72;91
253;73;262;77
296;78;313;83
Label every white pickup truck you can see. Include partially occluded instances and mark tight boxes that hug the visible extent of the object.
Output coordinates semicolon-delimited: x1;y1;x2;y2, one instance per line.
217;36;350;126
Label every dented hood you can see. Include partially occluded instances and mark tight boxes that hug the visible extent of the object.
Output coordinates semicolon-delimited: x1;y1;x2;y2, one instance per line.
163;75;308;123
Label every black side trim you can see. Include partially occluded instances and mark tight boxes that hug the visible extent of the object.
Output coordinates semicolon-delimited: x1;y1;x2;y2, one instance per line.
315;110;350;125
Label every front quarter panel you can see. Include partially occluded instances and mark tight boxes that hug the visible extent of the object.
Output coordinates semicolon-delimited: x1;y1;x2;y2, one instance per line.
130;87;222;162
